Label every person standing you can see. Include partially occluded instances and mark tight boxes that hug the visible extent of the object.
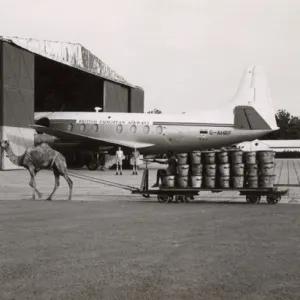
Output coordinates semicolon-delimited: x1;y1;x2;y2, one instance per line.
115;146;124;175
131;148;140;175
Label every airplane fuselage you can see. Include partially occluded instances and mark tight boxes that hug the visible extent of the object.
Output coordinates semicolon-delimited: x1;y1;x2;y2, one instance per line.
34;112;274;154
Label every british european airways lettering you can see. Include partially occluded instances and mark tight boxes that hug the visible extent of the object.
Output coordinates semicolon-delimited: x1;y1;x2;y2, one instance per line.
77;120;151;125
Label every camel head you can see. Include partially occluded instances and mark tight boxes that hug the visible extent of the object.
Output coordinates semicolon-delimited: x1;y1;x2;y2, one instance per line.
0;140;10;150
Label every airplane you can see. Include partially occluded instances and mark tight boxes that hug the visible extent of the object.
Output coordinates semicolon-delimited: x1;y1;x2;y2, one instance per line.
31;65;279;167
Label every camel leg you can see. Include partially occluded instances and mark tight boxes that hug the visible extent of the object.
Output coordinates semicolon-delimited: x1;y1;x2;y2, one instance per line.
54;155;73;200
28;168;41;200
46;172;60;201
62;173;73;200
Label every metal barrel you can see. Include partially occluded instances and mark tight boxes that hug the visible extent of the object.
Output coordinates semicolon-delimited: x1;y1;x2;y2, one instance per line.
204;176;216;188
190;175;202;188
176;153;188;165
217;151;229;164
243;151;257;164
230;150;243;164
259;174;276;188
178;164;189;177
218;176;230;188
191;164;203;175
191;150;202;164
257;150;275;164
232;176;244;188
246;176;258;188
218;163;230;177
231;163;244;176
176;176;189;188
204;164;216;177
259;163;275;176
202;151;216;165
245;164;258;176
162;175;175;187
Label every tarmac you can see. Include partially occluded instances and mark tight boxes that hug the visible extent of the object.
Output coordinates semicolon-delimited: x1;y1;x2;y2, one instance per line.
1;159;300;300
0;158;299;203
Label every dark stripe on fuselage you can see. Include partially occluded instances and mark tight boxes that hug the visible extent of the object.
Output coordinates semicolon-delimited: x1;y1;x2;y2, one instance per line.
51;119;77;123
153;122;233;127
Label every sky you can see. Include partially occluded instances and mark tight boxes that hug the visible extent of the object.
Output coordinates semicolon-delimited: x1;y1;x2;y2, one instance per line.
1;0;300;115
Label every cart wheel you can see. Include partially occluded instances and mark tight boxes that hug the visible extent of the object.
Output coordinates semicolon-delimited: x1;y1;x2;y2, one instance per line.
167;195;174;203
176;195;184;203
266;194;281;204
246;195;261;204
183;196;190;203
157;195;169;203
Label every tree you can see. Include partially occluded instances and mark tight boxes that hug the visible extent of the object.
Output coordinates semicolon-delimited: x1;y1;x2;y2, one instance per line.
147;108;162;114
262;109;300;140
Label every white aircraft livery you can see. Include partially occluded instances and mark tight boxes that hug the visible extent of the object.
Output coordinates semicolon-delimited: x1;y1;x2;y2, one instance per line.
32;65;278;154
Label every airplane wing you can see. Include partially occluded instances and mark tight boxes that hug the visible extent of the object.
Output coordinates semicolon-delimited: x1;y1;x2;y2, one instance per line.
30;125;155;149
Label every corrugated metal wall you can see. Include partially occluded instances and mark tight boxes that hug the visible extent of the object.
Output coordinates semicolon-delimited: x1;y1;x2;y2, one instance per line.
0;42;34;170
2;42;34;126
103;80;129;112
130;87;144;113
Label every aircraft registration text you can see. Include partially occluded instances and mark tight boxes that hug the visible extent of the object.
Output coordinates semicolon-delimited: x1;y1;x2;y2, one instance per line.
209;130;232;135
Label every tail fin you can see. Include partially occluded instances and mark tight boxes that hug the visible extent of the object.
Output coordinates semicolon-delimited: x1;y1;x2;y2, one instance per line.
234;106;271;130
230;65;278;130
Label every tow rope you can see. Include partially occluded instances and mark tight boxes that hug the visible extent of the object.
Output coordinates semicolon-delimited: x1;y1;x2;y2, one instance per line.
68;171;140;191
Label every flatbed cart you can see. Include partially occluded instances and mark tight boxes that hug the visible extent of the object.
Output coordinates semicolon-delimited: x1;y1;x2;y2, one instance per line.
133;169;289;204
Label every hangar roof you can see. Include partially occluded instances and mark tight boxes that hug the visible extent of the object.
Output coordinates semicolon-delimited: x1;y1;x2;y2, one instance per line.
0;36;138;88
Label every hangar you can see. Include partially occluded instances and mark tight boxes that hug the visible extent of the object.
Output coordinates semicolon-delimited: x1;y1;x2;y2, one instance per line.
0;36;144;170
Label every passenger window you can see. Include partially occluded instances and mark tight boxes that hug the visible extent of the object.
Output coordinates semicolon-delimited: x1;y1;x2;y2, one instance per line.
130;125;137;134
143;125;150;134
67;123;73;131
156;126;163;134
116;124;123;133
79;124;86;132
93;124;99;132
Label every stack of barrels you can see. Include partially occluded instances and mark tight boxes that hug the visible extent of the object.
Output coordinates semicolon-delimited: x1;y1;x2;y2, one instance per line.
202;151;216;188
176;153;189;188
257;151;276;187
229;149;245;188
216;150;230;188
190;150;203;188
163;149;276;189
244;150;276;188
244;151;258;187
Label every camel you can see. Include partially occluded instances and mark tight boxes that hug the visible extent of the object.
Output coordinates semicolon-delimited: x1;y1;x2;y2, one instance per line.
0;140;73;201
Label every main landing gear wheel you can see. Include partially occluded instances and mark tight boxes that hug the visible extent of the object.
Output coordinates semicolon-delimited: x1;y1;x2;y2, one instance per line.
246;195;261;204
266;194;281;204
86;160;99;171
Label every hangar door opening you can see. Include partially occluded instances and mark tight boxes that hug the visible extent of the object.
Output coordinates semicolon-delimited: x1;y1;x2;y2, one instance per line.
34;55;104;112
